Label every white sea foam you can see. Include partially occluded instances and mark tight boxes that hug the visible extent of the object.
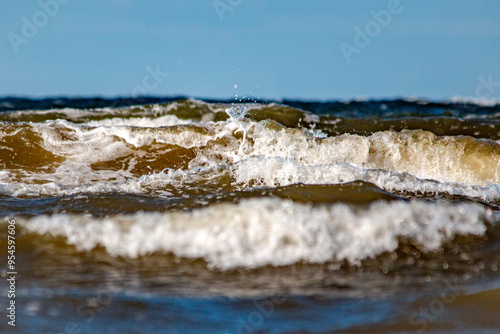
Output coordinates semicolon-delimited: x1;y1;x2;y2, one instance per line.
230;157;500;203
20;198;495;269
0;99;225;122
448;96;500;107
1;108;499;201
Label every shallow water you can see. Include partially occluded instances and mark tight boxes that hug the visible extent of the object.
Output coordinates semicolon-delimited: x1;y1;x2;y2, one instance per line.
1;97;500;333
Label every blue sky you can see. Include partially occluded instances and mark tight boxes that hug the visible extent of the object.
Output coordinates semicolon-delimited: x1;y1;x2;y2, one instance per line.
1;0;500;100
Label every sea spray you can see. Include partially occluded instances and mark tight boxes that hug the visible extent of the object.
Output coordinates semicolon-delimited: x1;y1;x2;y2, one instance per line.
225;104;254;157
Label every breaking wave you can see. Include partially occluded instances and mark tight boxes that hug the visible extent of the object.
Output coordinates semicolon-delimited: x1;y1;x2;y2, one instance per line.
18;198;497;269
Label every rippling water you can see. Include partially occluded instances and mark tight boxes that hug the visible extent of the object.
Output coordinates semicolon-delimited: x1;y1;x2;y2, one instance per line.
1;97;499;333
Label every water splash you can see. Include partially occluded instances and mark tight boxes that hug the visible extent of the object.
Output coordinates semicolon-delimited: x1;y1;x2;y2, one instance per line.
225;104;254;156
